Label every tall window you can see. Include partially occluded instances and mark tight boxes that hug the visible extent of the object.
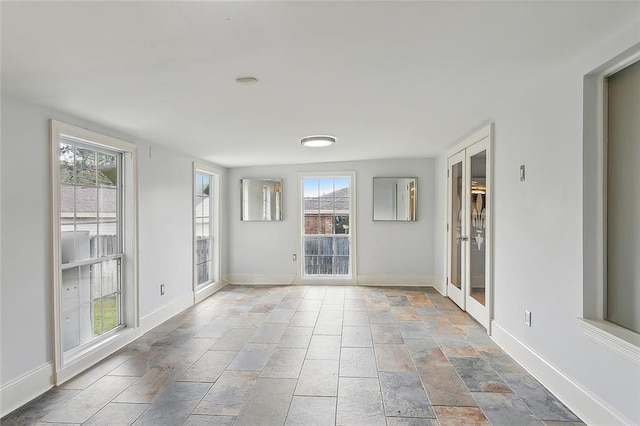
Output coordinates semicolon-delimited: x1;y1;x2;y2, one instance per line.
59;141;122;350
194;164;220;296
52;120;137;378
302;175;353;277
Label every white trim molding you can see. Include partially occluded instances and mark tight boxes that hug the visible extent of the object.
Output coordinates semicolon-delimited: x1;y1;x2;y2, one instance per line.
357;274;434;287
223;274;294;286
491;321;635;426
0;362;55;418
578;318;640;365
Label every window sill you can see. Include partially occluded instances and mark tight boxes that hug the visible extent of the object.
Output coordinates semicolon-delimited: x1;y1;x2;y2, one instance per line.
578;318;640;365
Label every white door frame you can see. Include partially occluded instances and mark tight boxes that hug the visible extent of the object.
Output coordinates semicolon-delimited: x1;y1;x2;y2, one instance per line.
446;123;493;333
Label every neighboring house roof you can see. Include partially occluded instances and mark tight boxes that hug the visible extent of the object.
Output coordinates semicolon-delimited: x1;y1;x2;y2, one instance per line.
60;186;117;215
304;187;350;213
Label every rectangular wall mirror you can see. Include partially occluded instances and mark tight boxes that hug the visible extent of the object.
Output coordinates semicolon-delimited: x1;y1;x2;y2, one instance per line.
373;177;417;221
241;178;283;221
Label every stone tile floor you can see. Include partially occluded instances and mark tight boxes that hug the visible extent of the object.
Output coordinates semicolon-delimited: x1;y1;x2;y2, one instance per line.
2;285;583;426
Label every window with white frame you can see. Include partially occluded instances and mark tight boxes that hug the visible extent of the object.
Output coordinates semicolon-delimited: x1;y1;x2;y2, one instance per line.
582;49;640;360
194;164;219;293
301;175;354;277
51;120;137;376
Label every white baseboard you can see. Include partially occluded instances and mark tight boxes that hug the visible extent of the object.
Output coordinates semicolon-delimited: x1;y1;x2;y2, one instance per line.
195;281;228;304
357;275;434;287
491;321;634;426
0;362;55;418
223;274;294;286
139;292;196;330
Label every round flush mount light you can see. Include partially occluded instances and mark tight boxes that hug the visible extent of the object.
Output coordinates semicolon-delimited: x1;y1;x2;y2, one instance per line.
300;135;336;148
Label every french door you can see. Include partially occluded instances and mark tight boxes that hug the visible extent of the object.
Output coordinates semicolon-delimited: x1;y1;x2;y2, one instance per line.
447;126;492;330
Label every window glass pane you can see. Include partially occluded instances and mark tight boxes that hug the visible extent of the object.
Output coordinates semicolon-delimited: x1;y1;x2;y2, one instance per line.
335;256;350;275
74;225;97;259
60;144;76;184
92;299;102;336
79;302;92;344
102;259;119;296
334;178;350;196
202;174;211;196
61;268;79;309
61;305;79;351
318;237;333;255
76;148;97;186
79;263;96;303
98;187;117;222
335;215;350;234
304;237;319;256
318;178;334;197
318;256;333;275
335;237;349;256
303;178;319;198
101;294;119;333
97;224;118;257
98;153;117;187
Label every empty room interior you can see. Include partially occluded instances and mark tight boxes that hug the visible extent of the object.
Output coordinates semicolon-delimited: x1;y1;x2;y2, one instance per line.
1;1;639;425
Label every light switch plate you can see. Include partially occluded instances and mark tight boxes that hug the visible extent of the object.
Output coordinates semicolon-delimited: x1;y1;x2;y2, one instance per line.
520;165;526;181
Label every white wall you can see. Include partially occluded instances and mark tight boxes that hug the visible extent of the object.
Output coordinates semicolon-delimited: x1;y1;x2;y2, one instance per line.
433;26;640;424
0;96;227;395
226;159;434;286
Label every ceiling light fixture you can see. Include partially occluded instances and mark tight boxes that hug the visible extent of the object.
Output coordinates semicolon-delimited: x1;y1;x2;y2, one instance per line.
300;135;336;148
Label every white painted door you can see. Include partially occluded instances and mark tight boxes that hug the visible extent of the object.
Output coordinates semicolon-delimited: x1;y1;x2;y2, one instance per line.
446;126;492;331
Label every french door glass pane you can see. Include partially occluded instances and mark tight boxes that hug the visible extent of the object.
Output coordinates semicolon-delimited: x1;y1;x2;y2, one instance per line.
195;171;215;288
450;161;463;290
469;150;487;305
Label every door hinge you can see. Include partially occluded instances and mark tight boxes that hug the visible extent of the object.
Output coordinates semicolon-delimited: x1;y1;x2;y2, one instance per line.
447;223;449;232
447;169;450;178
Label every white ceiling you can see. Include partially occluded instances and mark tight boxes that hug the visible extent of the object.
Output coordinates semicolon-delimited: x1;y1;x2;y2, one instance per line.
2;1;638;167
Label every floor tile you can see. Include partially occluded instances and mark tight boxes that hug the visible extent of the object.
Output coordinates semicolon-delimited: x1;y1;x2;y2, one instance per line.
84;402;150;425
416;364;478;407
235;378;297;426
336;377;386;426
296;359;339;396
157;338;217;365
290;310;319;327
398;321;432;340
194;319;235;338
374;344;415;372
503;374;580;422
433;406;490;425
193;371;259;416
132;382;211;426
449;356;512;393
249;322;288;343
371;324;404;344
227;343;276;371
368;311;396;324
261;348;306;378
184;415;236;425
341;326;373;347
286;396;337;425
232;313;268;329
60;354;129;390
108;346;170;377
386;417;439;425
179;350;237;382
344;299;367;311
298;299;323;311
277;297;303;310
473;392;542;426
343;309;369;326
265;308;296;324
307;335;341;360
40;376;137;423
278;326;313;348
113;364;190;403
339;347;377;378
0;388;80;426
209;328;255;351
379;371;434;418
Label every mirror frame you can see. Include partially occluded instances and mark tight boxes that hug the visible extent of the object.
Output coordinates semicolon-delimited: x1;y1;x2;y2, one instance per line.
240;178;283;221
372;177;417;222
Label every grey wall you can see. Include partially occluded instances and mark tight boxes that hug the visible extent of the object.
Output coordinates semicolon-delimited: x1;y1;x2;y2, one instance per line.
432;27;640;423
226;159;435;285
0;96;227;386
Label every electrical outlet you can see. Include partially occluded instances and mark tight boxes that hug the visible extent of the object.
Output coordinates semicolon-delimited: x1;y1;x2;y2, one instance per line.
525;310;532;327
160;284;165;295
292;253;297;262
